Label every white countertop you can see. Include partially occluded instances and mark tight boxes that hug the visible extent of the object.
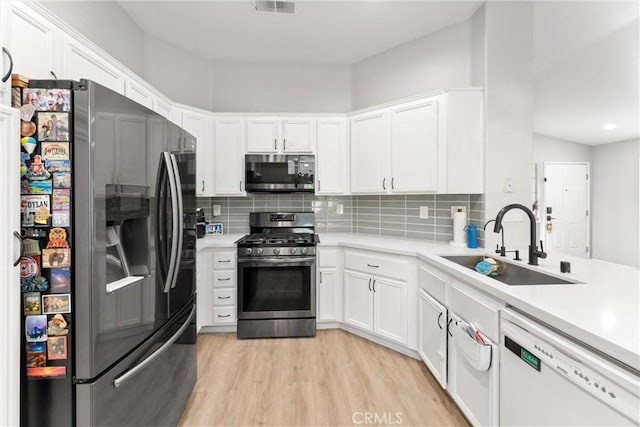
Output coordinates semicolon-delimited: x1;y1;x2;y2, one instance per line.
197;232;640;371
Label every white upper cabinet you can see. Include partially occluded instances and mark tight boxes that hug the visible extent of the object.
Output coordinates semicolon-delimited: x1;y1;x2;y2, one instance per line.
246;117;315;153
124;78;153;110
6;2;61;81
176;107;215;197
213;117;245;196
389;98;439;193
152;94;173;120
62;36;124;95
0;1;11;105
350;110;388;194
316;118;347;195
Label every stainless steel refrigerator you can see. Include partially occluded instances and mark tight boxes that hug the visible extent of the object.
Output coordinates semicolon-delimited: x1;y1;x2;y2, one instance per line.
17;79;197;426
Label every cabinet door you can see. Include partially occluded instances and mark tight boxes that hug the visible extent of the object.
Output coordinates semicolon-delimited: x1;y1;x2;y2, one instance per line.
281;118;314;153
350;111;387;194
447;312;499;427
152;95;172;120
318;269;338;322
246;118;279;153
372;276;407;345
390;99;439;193
214;118;245;196
343;270;372;331
196;250;213;330
63;36;124;94
0;106;19;427
418;289;447;389
316;119;347;194
7;2;59;81
0;1;10;105
181;110;214;196
124;78;153;109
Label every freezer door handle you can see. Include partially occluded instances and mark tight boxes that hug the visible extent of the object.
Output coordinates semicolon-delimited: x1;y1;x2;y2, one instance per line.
163;152;180;293
168;153;183;290
113;306;195;389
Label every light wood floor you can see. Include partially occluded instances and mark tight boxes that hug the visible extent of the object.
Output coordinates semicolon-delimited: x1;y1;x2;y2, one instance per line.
178;329;469;427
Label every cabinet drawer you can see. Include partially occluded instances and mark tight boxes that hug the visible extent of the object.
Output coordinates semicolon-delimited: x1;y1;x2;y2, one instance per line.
213;288;236;307
418;263;447;304
450;283;500;342
318;249;338;268
344;251;407;281
212;307;236;323
213;251;236;268
213;270;236;288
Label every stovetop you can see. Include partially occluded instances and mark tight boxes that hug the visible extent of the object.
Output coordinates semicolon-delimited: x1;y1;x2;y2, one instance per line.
238;232;318;247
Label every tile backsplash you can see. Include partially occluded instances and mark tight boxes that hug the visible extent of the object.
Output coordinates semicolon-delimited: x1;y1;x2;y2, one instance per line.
200;193;484;247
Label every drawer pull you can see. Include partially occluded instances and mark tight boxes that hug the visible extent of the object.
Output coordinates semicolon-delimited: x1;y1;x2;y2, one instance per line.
218;314;231;318
217;296;231;300
218;277;231;281
367;264;379;268
218;259;231;263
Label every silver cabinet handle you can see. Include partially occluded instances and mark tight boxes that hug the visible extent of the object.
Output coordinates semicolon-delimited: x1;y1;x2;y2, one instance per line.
240;180;242;191
447;318;453;337
437;312;443;330
50;70;58;79
382;178;386;190
391;177;395;190
217;296;231;300
13;231;22;266
372;279;376;293
274;138;277;150
218;277;231;281
218;314;231;318
318;180;321;192
201;180;205;192
218;259;231;263
283;138;286;150
367;263;379;268
114;306;195;388
2;47;13;83
368;277;372;291
319;272;323;283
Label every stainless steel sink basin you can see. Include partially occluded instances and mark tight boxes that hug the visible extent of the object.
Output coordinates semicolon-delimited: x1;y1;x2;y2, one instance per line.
441;255;581;286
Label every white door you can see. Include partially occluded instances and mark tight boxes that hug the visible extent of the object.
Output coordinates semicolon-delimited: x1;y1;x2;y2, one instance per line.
181;111;214;196
214;118;245;196
350;111;387;193
246;118;279;153
418;289;447;389
390;99;439;193
317;269;338;322
543;162;590;257
316;119;347;195
282;119;314;152
373;276;407;345
343;270;373;331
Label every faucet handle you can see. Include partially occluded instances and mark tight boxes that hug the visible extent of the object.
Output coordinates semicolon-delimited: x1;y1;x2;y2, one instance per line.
538;240;548;258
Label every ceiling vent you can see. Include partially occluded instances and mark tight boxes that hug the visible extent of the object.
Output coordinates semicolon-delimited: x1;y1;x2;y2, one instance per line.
254;1;295;15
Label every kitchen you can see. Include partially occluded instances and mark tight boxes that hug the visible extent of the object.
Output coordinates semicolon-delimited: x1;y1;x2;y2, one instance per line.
0;1;638;426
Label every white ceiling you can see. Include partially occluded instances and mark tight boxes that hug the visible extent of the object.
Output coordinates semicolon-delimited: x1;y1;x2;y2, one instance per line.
118;1;639;146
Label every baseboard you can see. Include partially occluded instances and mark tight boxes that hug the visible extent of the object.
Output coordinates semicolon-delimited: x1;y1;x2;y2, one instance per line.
199;325;237;334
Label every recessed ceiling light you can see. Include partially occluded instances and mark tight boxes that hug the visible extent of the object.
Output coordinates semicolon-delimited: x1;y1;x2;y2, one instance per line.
603;123;617;130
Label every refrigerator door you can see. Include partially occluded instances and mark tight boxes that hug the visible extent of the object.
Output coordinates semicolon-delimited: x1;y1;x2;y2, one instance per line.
76;303;196;427
74;82;172;380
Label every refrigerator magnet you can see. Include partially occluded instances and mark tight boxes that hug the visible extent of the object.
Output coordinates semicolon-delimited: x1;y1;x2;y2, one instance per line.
21;195;52;227
27;366;66;379
40;142;70;160
42;294;71;315
49;268;71;293
47;336;67;360
25;315;48;342
23;292;42;315
47;314;69;337
46;227;69;249
51;189;70;210
22;276;49;293
26;342;45;353
21;120;36;137
26;154;51;183
20;256;41;283
51;211;70;228
42;248;71;268
26;350;46;367
38;113;69;142
27;179;53;195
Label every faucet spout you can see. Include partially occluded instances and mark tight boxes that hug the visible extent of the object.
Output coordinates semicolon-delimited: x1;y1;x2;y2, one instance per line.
493;203;547;266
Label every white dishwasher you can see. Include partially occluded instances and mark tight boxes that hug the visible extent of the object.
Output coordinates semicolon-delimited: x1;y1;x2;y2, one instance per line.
500;309;640;426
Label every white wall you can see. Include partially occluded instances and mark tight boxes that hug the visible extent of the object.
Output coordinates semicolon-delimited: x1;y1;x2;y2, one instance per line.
351;20;472;109
533;133;592;164
470;4;486;87
42;1;145;76
483;2;534;250
591;138;639;267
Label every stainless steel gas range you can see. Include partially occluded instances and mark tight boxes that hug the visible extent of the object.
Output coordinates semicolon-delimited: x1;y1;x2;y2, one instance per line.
236;212;318;339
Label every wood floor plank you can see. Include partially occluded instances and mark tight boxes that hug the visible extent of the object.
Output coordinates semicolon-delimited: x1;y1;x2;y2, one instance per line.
178;330;469;427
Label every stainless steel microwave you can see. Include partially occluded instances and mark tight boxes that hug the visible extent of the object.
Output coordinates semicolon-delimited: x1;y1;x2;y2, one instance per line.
245;154;315;193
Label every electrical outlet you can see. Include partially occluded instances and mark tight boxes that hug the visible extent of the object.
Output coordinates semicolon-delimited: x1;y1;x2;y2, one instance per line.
504;178;513;193
213;205;221;216
336;204;344;215
419;206;429;219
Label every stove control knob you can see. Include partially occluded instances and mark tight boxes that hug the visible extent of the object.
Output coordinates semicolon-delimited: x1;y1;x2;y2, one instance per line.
273;248;280;255
244;248;252;255
300;247;308;255
256;248;263;255
290;247;297;254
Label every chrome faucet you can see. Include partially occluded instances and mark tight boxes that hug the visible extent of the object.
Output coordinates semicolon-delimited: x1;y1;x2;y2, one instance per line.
493;203;547;266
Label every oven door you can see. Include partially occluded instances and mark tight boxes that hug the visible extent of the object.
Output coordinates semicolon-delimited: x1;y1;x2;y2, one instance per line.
237;257;316;320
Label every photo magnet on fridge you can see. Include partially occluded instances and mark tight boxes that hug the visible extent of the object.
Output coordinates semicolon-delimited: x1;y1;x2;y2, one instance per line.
26;342;45;353
52;189;70;210
23;292;42;315
27;366;66;379
49;268;71;293
26;351;46;367
38;113;69;142
25;315;48;342
47;336;67;360
47;161;71;189
42;294;71;315
42;248;71;268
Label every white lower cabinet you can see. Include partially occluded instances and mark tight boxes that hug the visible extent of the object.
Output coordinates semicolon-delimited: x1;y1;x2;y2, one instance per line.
211;249;237;325
196;249;213;330
418;289;448;389
343;270;374;330
317;247;341;322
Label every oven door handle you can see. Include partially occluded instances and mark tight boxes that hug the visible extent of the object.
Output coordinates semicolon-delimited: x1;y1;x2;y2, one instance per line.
237;257;316;266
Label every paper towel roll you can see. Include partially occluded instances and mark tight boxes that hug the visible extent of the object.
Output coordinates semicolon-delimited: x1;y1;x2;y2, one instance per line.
451;208;467;247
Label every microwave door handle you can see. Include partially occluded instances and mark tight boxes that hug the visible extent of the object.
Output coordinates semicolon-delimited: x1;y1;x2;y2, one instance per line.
169;154;183;289
155;154;170;290
163;152;180;293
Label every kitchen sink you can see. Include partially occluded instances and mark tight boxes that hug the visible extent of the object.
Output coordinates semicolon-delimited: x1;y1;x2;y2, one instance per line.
440;255;581;286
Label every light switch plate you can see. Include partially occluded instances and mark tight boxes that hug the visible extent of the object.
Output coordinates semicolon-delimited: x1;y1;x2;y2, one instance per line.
213;205;221;216
419;206;429;219
336;204;344;215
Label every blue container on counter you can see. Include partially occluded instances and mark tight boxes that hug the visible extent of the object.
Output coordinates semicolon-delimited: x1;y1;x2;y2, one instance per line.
465;224;478;248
